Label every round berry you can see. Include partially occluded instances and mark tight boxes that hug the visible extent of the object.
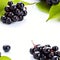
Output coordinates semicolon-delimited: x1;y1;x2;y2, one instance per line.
33;51;40;59
46;0;52;6
8;1;13;6
10;5;17;11
1;16;6;23
8;12;14;17
5;7;10;12
16;2;24;9
23;10;27;16
12;16;19;22
18;16;23;21
30;48;34;55
45;45;51;47
52;46;59;51
3;45;11;52
6;17;12;24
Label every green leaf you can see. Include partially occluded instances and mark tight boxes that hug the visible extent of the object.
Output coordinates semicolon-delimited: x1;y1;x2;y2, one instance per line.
36;2;50;13
0;10;5;17
47;3;60;21
12;0;22;4
0;0;8;12
0;56;11;60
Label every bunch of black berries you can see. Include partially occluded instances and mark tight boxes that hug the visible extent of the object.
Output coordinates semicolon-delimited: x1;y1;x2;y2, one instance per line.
30;43;60;60
1;1;27;24
46;0;59;6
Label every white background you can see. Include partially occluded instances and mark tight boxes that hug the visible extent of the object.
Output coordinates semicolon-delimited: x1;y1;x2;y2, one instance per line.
0;0;60;60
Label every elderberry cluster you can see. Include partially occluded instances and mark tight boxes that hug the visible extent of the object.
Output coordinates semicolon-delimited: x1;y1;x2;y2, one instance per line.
1;1;27;24
30;44;60;60
46;0;59;6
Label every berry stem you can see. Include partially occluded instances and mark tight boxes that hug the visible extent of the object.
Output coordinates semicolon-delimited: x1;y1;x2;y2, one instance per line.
31;40;36;47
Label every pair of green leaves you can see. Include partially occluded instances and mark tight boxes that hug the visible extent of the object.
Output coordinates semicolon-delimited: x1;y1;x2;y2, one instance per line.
36;1;60;21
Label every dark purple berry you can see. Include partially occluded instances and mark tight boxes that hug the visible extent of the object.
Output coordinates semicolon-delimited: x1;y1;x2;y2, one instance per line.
23;10;27;16
18;16;23;21
8;1;13;6
12;16;19;22
10;5;17;11
33;51;40;59
5;7;10;12
45;45;51;47
46;0;52;6
6;17;12;24
1;16;6;23
52;46;59;51
16;2;24;10
8;12;14;17
3;45;11;52
30;48;34;55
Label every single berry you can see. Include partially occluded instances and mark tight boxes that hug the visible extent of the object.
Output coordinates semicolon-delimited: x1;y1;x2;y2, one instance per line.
16;2;24;9
8;1;13;6
10;5;17;11
45;45;51;47
52;46;59;51
1;16;6;23
3;45;11;52
30;48;34;55
12;16;19;22
5;7;10;12
18;16;23;21
8;12;14;17
23;10;27;16
46;0;52;6
6;17;12;24
33;51;40;59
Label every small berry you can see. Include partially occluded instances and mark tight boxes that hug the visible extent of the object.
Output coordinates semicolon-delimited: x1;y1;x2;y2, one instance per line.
8;12;14;17
23;10;27;16
8;1;13;6
5;7;10;12
6;17;12;24
46;0;52;6
1;16;6;23
30;48;34;54
10;5;17;11
52;46;59;51
16;2;24;9
12;16;19;22
3;45;11;52
33;51;40;59
18;16;23;21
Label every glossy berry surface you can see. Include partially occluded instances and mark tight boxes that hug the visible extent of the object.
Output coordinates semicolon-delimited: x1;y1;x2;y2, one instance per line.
8;1;13;6
1;1;27;24
30;44;60;60
3;45;11;52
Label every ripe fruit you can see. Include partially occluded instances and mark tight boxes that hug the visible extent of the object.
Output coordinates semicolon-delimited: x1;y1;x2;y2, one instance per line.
1;1;27;24
30;48;34;54
52;46;59;51
3;45;11;52
8;1;13;6
30;44;60;60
